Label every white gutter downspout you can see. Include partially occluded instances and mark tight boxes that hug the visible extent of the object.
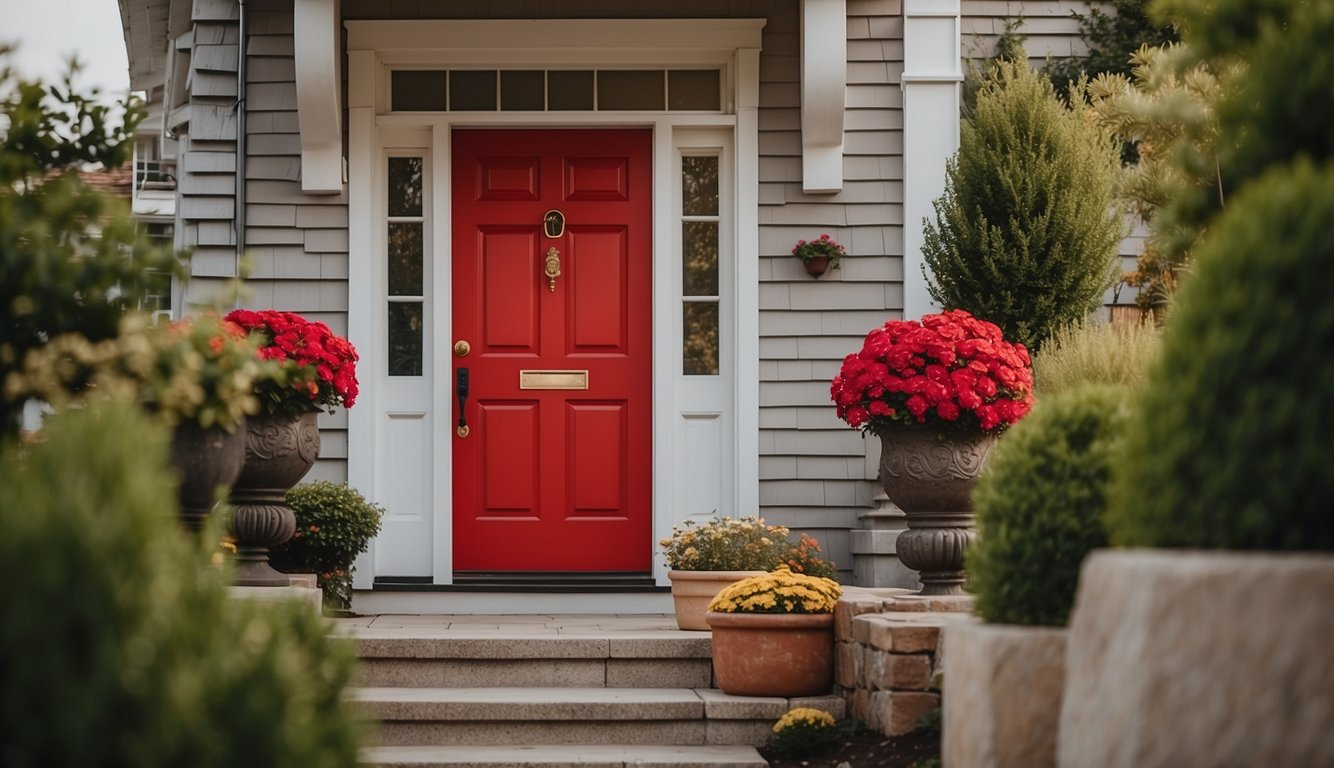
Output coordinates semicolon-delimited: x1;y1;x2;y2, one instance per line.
293;0;344;194
800;0;847;194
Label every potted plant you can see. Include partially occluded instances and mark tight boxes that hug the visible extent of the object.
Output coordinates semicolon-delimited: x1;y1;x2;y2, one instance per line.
660;515;790;630
792;234;845;277
944;385;1126;768
5;313;266;532
223;309;360;586
830;309;1034;594
704;565;842;697
269;481;384;614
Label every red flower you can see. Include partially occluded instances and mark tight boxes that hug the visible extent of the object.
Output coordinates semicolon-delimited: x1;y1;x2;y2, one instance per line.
829;309;1033;436
226;308;360;416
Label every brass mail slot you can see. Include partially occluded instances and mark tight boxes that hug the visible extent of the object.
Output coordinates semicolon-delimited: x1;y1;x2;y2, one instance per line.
519;369;589;390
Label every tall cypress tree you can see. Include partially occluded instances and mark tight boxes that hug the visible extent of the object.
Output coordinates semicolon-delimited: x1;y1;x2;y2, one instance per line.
922;59;1124;353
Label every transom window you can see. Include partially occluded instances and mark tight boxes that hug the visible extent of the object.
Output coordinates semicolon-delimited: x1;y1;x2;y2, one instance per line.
390;69;721;112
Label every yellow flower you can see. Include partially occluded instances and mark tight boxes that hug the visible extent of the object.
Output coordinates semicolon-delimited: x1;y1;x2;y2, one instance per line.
774;707;836;733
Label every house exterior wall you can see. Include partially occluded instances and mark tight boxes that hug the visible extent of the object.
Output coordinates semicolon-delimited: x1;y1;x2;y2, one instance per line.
170;0;1120;582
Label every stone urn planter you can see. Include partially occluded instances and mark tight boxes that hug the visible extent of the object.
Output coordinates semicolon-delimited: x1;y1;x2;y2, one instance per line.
705;610;836;697
668;570;767;631
228;410;320;586
944;617;1066;768
169;419;247;533
878;429;995;595
1059;550;1334;768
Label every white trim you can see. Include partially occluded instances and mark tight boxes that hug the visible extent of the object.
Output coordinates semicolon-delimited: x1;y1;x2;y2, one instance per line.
346;18;765;587
901;0;961;320
800;0;847;193
347;50;376;590
293;0;344;194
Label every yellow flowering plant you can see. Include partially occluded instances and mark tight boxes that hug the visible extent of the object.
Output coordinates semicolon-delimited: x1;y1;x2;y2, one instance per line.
768;707;845;758
707;565;842;614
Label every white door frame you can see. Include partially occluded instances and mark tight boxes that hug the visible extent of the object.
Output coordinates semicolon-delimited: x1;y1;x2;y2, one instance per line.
346;19;763;588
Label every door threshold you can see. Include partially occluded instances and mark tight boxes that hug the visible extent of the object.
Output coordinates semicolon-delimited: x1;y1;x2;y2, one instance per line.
375;572;663;593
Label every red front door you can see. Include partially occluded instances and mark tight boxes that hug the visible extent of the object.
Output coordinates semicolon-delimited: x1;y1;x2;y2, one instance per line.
451;129;652;572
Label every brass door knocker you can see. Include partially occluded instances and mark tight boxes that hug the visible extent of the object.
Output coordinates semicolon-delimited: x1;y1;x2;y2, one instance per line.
544;246;561;292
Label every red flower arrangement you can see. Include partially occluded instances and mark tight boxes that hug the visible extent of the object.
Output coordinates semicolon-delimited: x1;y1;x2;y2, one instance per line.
831;309;1034;435
225;309;359;418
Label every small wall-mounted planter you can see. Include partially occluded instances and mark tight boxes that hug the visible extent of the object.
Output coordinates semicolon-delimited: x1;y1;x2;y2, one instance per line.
792;234;845;279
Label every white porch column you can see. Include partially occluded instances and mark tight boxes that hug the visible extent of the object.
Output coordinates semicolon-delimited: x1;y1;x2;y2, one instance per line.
901;0;962;320
800;0;847;193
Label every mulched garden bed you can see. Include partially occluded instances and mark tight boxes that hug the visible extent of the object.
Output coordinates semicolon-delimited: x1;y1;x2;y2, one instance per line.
759;726;940;768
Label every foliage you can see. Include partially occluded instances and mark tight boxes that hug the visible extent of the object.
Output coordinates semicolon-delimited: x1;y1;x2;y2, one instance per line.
1032;318;1160;397
1106;161;1334;551
0;53;186;437
791;234;845;271
0;399;365;767
831;310;1034;436
660;515;837;577
707;565;842;614
783;533;838;579
1078;44;1227;313
768;707;845;758
225;309;360;418
1044;0;1180;98
968;386;1126;626
5;313;265;431
922;59;1125;353
1147;0;1334;278
271;481;385;611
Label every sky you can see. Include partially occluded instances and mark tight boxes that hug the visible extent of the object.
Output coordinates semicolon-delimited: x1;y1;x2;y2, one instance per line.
3;0;133;101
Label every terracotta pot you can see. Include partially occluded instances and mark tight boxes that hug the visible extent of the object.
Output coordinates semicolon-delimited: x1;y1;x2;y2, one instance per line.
706;610;835;696
169;419;247;533
879;428;995;596
228;410;320;586
803;256;830;277
668;570;767;630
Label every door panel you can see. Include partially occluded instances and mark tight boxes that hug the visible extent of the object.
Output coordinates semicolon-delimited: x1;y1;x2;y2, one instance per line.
452;129;652;573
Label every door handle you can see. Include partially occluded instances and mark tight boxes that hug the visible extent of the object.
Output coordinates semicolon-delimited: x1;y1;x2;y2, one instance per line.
455;367;470;438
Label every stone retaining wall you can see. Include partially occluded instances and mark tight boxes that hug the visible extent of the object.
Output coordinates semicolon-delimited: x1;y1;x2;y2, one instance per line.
833;589;973;736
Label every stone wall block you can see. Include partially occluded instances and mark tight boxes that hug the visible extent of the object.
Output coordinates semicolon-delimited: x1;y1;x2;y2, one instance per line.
944;619;1067;768
885;691;939;736
1059;550;1334;768
835;641;858;688
878;653;931;690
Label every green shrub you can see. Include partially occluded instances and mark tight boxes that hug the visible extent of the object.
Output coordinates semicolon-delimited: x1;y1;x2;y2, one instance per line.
272;481;384;611
1106;161;1334;550
968;386;1128;626
923;59;1125;353
0;57;185;437
0;400;366;767
1032;319;1161;397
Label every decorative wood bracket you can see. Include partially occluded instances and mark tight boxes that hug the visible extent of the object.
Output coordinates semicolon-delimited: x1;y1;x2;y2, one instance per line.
294;0;344;194
800;0;847;194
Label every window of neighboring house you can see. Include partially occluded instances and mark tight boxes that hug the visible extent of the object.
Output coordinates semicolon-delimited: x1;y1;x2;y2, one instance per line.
139;222;175;321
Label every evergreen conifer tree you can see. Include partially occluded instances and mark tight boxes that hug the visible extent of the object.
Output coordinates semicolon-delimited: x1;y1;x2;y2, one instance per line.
922;59;1124;353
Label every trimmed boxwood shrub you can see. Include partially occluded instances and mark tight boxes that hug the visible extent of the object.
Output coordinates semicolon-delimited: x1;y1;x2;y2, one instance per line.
272;481;384;612
968;385;1128;626
1106;161;1334;550
922;58;1125;353
0;400;365;767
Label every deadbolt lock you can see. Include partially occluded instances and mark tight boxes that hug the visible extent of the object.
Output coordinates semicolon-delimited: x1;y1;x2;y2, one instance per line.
453;340;471;357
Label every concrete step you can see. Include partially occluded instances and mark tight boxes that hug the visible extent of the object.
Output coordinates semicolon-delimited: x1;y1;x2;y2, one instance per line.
353;634;713;690
353;686;845;748
361;744;768;768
